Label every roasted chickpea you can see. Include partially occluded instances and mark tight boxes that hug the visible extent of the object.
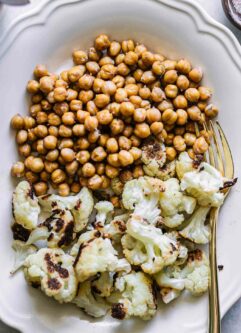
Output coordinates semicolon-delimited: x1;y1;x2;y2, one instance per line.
68;65;86;82
70;100;83;112
18;144;31;157
152;61;165;76
124;51;138;66
164;84;178;99
204;104;219;118
130;134;141;147
165;133;174;145
173;95;188;109
88;130;100;143
187;106;202;121
32;93;43;104
57;183;70;196
132;108;146;123
98;134;109;147
66;88;78;101
124;84;138;97
150;87;165;103
122;125;133;138
48;125;58;137
11;161;25;177
72;50;88;65
118;150;134;167
176;59;191;74
140;51;154;66
184;88;200;103
27;129;37;142
54;101;69;115
166;147;177;161
65;160;79;175
87;174;103;190
161;59;176;70
29;157;44;173
133;44;146;57
58;138;74;149
45;149;59;162
95;163;105;175
119;101;134;117
138;86;150;100
146;108;161;124
78;74;94;90
78;90;94;104
91;146;107;162
44;161;58;173
141;71;156;84
110;119;125;135
121;39;135;53
16;130;28;145
23;116;35;130
132;165;144;178
59;124;72;137
76;111;88;124
88;46;101;61
33;182;48;196
29;104;42;117
60;70;69;82
163;69;177;84
173;135;186;152
193;136;209;154
118;136;131;150
39;76;54;94
114;88;128;103
75;137;90;150
162;109;177;125
184;132;196;146
107;153;120;167
150;121;164;135
25;171;39;184
34;64;48;78
70;124;84;138
61;112;75;126
157;100;173;112
93;94;109;109
129;147;142;161
116;63;130;77
42;135;57;150
40;170;50;182
176;109;188;125
134;123;150;138
11;114;24;130
106;138;119;153
95;109;113;125
76;150;90;164
60;148;75;162
95;34;110;50
36;111;48;125
198;86;212;101
132;69;143;82
71;182;81;193
27;80;40;94
105;164;119;178
84;116;98;132
129;95;142;107
189;67;203;83
109;41;121;57
176;75;190;91
82;162;96;177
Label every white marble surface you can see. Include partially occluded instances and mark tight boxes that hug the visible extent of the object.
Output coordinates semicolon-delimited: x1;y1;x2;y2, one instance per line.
0;0;241;332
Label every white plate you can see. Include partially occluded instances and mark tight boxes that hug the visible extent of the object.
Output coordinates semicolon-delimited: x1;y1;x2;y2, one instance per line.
0;0;241;332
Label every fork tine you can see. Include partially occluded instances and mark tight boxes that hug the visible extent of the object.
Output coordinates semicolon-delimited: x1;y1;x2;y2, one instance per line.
216;121;234;179
209;121;225;176
203;121;215;167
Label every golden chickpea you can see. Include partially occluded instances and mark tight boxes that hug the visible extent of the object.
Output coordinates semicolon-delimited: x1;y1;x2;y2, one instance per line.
31;93;43;104
88;129;100;144
58;138;74;149
188;67;202;83
118;136;131;150
109;41;121;57
115;53;125;64
165;133;174;145
173;135;186;152
158;128;167;141
72;124;84;137
70;99;83;112
91;146;107;162
41;99;52;111
36;111;48;125
198;86;212;101
34;64;48;78
59;125;72;137
141;51;154;66
11;161;25;177
78;74;94;90
40;170;50;182
16;130;28;145
176;59;191;74
30;157;44;173
129;147;142;161
116;63;130;77
130;134;141;147
138;59;149;70
112;75;125;89
93;94;109;108
133;44;146;57
176;109;188;125
72;50;88;65
133;108;146;123
122;39;135;53
146;108;161;124
54;101;69;115
66;88;78;101
204;104;219;118
100;64;117;80
100;81;116;96
86;101;98;115
36;139;47;154
150;87;165;103
23;116;35;130
68;65;86;82
166;147;177;161
105;164;119;178
163;70;177;84
34;125;47;138
33;182;48;196
152;61;165;76
164;84;178;99
55;79;68;89
87;174;102;190
24;155;34;169
51;169;66;184
134;123;151;138
11;114;24;130
88;46;101;61
75;137;90;150
124;51;138;66
193;136;209;154
106;138;119;155
39;76;54;94
119;101;134;117
176;75;190;91
187;106;202;121
78;90;94;104
109;196;120;208
110;119;125;135
125;76;136;85
150;121;163;135
61;112;75;126
94;163;105;176
44;161;58;173
173;95;188;109
162;59;176;70
76;111;88;124
25;171;39;184
197;101;207;111
95;110;112;127
43;135;57;150
71;182;81;193
84;116;98;132
141;71;156;84
46;149;59;162
184;132;196;146
185;88;200;103
19;143;30;158
95;34;110;50
65;160;79;175
48;126;58;137
82;162;96;177
115;88;128;103
76;151;90;165
106;153;120;168
85;62;100;76
98;133;109;147
60;70;69;82
27;129;37;142
157;100;173;112
118;150;134;167
107;103;119;118
162;109;178;125
132;165;144;178
60;148;75;162
132;69;143;82
138;86;150;99
27;80;40;94
124;84;138;97
29;104;42;117
57;183;70;197
129;95;142;107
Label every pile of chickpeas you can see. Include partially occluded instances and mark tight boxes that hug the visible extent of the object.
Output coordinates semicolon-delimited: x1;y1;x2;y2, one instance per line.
10;34;218;196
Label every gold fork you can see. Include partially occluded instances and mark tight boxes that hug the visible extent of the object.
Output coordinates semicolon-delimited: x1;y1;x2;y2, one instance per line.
195;120;236;333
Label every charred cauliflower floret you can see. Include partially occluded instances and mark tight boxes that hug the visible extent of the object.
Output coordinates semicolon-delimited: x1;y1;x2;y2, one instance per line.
91;271;115;297
24;248;77;303
122;216;179;274
26;209;75;248
122;176;164;225
72;230;131;282
11;240;37;274
39;187;94;232
141;140;166;176
94;201;114;226
176;152;203;180
12;181;40;230
73;280;110;318
109;271;157;320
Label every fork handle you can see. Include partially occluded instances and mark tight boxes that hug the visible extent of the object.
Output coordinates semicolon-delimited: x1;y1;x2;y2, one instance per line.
209;208;221;333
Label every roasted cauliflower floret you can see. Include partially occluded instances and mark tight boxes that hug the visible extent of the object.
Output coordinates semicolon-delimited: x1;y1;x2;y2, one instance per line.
123;216;179;274
176;152;203;180
39;187;94;232
73;280;110;317
12;181;40;230
181;162;225;207
94;201;114;226
100;214;129;242
122;177;164;225
141;140;166;176
159;178;196;228
180;206;210;244
26;209;75;248
160;288;181;304
11;240;37;274
72;230;131;282
91;271;115;297
24;248;77;303
109;271;157;320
